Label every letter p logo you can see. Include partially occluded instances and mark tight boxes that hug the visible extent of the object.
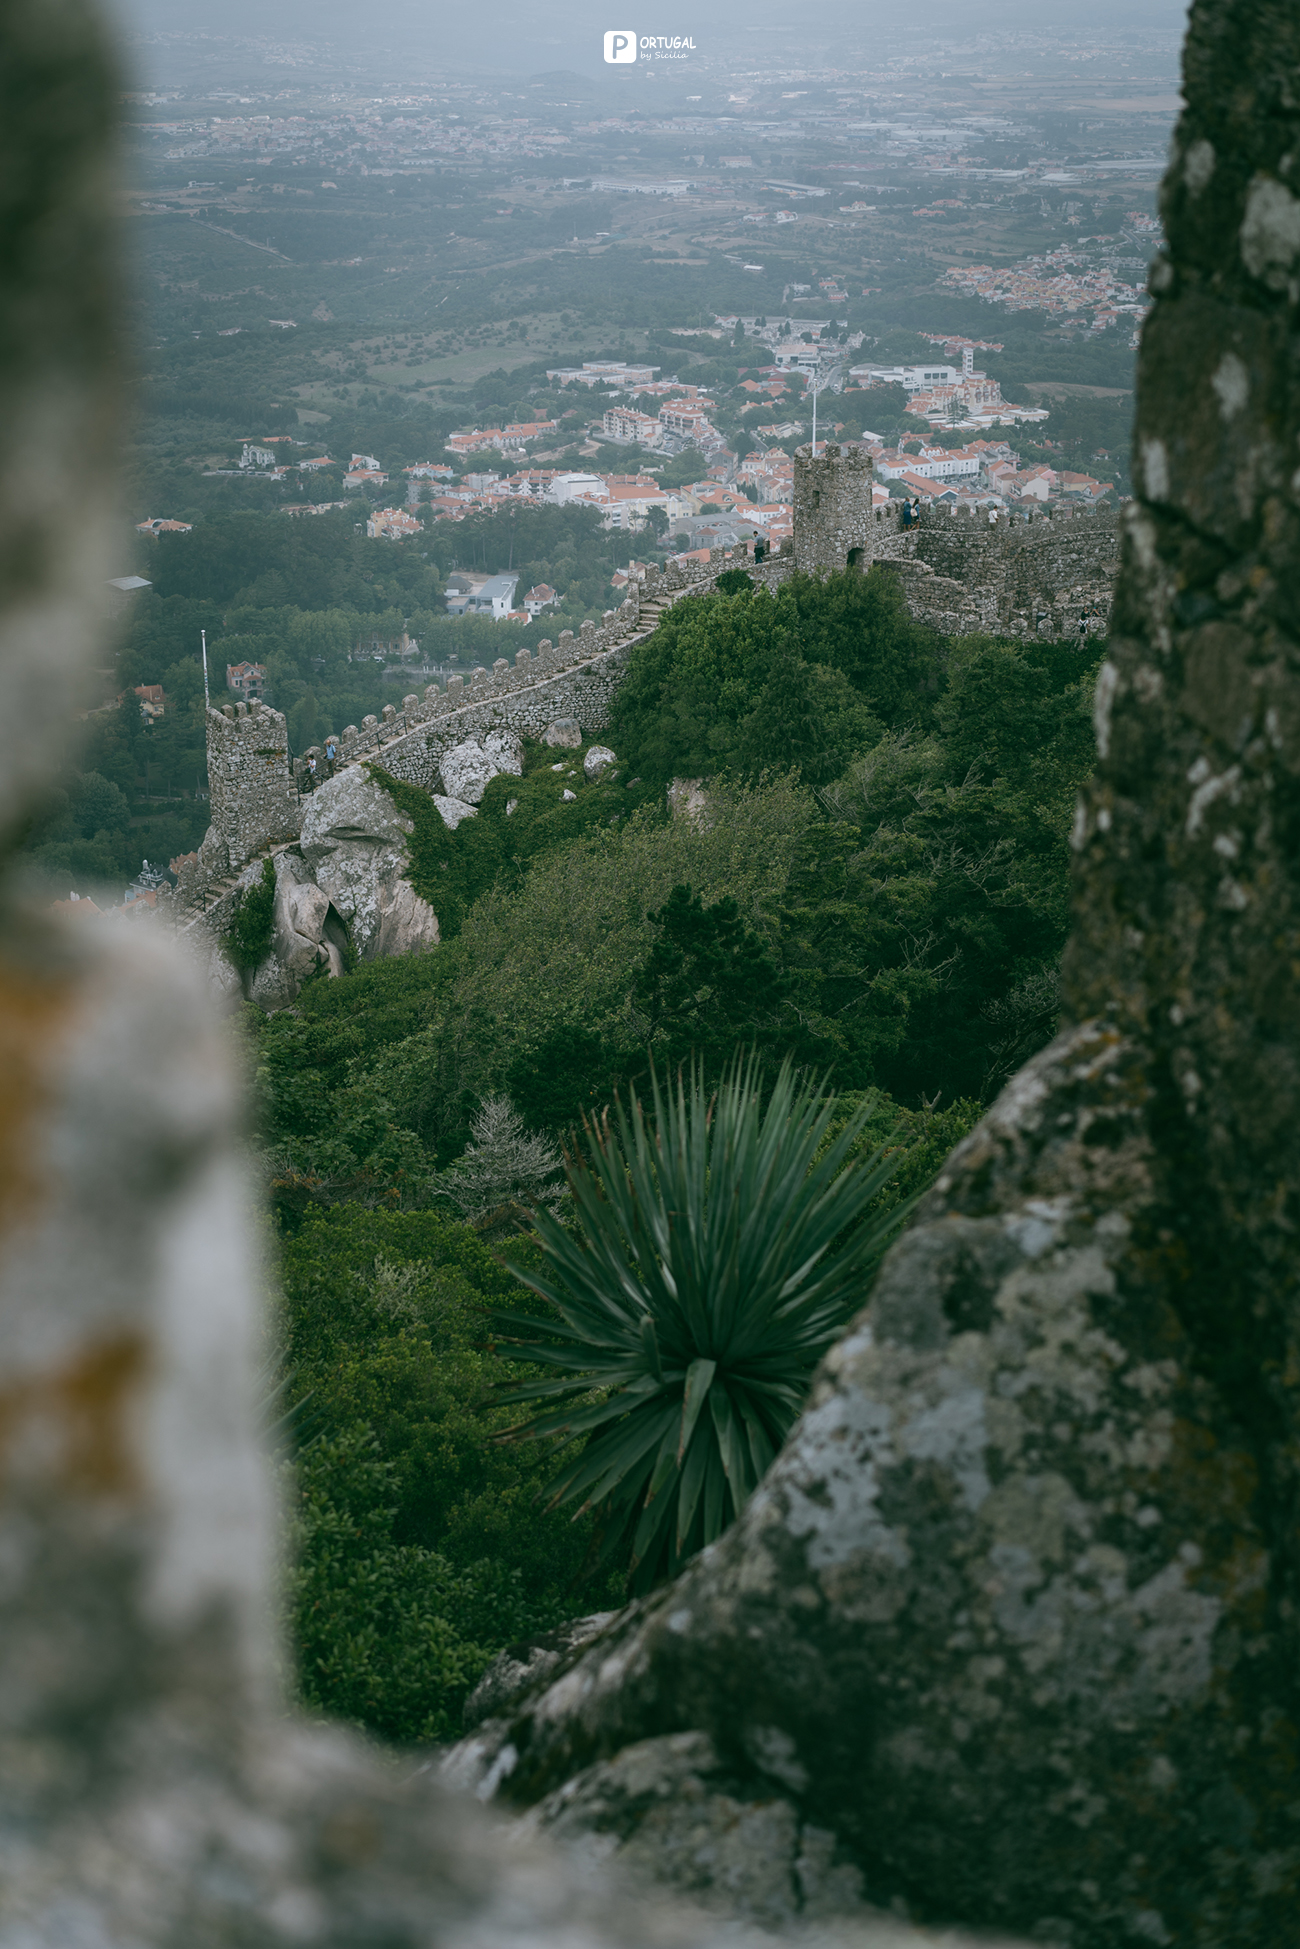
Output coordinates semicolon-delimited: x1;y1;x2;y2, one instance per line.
604;29;637;61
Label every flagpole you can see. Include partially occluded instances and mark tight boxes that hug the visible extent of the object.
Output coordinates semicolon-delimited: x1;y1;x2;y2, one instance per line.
201;628;210;709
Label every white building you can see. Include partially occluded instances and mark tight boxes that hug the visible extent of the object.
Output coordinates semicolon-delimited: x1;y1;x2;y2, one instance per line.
602;405;662;445
445;573;520;620
872;446;981;481
544;361;659;390
849;363;961;392
544;471;608;506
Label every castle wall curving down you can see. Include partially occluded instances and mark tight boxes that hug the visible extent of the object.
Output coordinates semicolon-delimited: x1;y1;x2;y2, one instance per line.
174;453;1118;928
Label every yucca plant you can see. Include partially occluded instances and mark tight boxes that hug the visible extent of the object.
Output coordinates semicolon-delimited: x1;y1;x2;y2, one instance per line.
494;1058;913;1594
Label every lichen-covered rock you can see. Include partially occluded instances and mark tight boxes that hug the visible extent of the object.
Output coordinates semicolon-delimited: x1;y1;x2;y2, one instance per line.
440;730;523;803
516;1733;874;1932
464;1613;618;1731
299;768;430;960
584;745;617;780
434;793;478;830
668;777;707;823
375;876;440;957
543;717;582;748
444;1022;1297;1947
269;851;339;985
204;933;243;1005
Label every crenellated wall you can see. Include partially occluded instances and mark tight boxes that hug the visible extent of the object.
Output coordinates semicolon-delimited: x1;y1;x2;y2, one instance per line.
178;487;1118;920
791;442;1117;639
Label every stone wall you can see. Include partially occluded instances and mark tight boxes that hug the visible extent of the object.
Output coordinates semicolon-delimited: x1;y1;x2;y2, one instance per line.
882;499;1120;638
790;442;1118;639
300;548;755;790
170;546;763;920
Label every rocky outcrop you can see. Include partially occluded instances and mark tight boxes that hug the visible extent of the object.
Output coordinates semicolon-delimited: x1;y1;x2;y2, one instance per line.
464;1613;618;1731
440;729;524;804
584;745;617;780
375;876;440;957
434;793;477;830
299;767;439;962
444;1019;1295;1945
266;850;346;991
668;777;707;823
543;717;582;748
517;1733;873;1932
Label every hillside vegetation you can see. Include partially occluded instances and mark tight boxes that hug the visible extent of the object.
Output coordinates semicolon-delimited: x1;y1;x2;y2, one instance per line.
253;563;1102;1742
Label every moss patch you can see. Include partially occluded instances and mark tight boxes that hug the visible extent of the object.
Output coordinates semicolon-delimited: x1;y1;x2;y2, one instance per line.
368;743;659;938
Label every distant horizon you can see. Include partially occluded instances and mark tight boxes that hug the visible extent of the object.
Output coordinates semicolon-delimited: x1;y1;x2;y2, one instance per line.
108;0;1195;91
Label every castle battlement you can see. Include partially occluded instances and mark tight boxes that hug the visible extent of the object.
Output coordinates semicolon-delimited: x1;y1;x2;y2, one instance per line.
179;483;1119;924
792;442;876;577
197;698;300;881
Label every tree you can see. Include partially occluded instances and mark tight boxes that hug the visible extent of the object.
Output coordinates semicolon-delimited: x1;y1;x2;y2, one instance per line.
71;770;130;838
435;1096;563;1231
634;884;795;1073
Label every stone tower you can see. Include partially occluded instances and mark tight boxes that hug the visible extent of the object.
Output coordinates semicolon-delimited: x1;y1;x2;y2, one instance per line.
199;698;301;876
792;441;875;576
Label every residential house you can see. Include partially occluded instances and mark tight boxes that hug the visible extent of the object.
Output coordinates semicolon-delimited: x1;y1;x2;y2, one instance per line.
446;573;520;620
225;662;266;701
872;446;980;482
345;467;388;490
132;683;166;722
366;507;422;539
135;517;193;536
602;405;662;445
523;583;557;617
445;421;558;457
1015;466;1056;502
1060;471;1110;503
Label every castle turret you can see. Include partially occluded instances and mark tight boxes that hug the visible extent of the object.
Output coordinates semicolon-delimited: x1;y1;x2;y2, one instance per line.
792;442;875;577
199;698;301;877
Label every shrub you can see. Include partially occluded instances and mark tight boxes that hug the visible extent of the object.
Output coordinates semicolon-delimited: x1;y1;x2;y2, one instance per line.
368;742;658;938
284;1428;529;1744
495;1059;913;1594
278;1208;624;1741
226;858;276;973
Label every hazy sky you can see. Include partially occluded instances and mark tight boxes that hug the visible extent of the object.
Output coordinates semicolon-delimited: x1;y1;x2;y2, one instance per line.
111;0;1195;86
